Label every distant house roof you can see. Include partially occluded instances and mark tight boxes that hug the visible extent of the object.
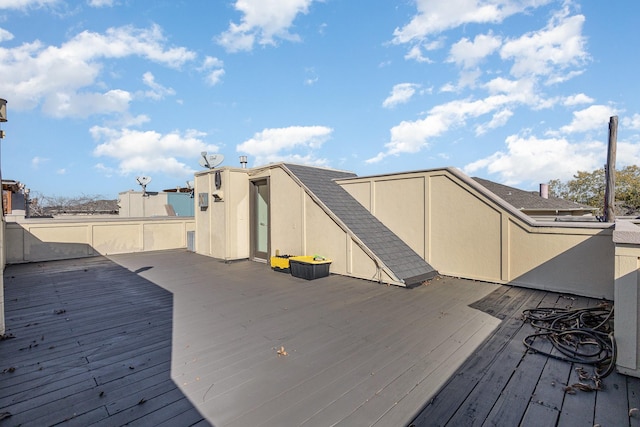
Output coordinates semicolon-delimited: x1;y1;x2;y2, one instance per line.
473;177;596;214
283;164;437;286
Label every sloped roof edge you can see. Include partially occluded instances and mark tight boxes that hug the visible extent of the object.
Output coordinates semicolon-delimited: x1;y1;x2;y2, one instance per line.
279;164;405;285
337;166;611;229
281;163;438;285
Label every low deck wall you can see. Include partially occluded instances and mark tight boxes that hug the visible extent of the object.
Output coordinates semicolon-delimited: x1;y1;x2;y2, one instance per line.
614;220;640;378
5;217;195;264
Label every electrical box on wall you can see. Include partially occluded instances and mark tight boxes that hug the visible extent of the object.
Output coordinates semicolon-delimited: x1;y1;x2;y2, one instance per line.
198;192;209;208
212;190;224;202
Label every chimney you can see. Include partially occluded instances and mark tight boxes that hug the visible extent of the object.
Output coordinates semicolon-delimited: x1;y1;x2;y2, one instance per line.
539;183;549;199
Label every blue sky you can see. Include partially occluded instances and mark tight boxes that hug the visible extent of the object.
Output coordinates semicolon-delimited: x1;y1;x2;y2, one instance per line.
0;0;639;198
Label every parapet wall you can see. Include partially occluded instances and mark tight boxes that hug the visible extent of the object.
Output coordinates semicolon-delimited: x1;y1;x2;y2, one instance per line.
614;220;640;378
5;217;195;264
339;168;614;299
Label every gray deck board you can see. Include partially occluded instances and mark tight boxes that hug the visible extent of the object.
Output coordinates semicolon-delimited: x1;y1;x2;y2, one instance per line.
1;255;210;427
3;249;639;426
107;250;500;426
410;286;636;427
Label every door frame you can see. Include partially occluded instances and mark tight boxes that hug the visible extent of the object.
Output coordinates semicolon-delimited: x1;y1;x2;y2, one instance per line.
249;178;270;262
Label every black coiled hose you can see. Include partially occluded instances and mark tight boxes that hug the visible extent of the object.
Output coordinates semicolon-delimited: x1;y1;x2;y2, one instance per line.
522;304;616;378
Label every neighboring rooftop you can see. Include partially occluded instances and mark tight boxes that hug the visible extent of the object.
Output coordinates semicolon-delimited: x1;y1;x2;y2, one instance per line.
473;177;596;215
284;163;437;286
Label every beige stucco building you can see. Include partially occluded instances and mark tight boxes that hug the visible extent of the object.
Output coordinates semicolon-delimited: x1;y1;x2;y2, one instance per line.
194;163;613;298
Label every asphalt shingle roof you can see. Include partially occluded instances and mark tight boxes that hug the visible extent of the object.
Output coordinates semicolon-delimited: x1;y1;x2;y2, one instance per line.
473;177;595;213
284;164;437;285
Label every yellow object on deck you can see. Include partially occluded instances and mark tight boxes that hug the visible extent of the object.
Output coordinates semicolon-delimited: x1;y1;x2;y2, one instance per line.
270;256;293;270
289;255;332;265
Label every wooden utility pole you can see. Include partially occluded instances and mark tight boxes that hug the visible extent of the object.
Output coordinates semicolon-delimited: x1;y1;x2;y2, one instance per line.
604;115;618;222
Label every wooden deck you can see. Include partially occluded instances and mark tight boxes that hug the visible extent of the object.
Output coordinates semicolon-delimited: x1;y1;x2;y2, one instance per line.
1;249;638;426
411;285;640;427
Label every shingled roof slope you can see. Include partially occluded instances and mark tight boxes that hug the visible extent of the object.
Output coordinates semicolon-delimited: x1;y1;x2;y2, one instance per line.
284;164;437;286
473;177;595;213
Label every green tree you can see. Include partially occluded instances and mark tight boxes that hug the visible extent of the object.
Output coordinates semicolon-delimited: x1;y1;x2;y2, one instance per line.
616;165;640;214
549;166;640;215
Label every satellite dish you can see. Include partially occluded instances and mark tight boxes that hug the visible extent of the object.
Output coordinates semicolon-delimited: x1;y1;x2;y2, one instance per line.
186;180;194;189
136;176;152;186
136;176;152;196
199;152;224;169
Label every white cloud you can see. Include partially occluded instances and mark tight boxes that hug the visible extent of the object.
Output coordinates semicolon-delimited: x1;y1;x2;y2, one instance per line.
91;126;218;176
236;125;332;166
42;89;132;118
618;140;640;166
404;45;433;63
457;68;482;90
68;25;196;67
448;32;502;69
622;113;640;131
439;83;456;93
368;92;526;163
141;72;175;100
87;0;115;7
142;71;176;101
120;114;151;127
0;0;58;9
464;134;605;185
31;156;49;168
202;56;223;69
367;111;452;163
56;168;66;174
374;3;593;163
0;24;196;117
560;105;616;134
392;0;551;45
382;83;421;108
0;28;14;42
217;0;315;52
545;69;584;85
500;8;588;82
200;56;225;86
205;69;225;86
563;93;594;106
475;109;513;135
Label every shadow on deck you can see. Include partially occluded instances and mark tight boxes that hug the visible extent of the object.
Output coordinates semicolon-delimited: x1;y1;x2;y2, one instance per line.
0;255;211;426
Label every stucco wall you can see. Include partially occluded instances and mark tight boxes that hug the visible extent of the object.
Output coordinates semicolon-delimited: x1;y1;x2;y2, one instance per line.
118;191;170;217
613;220;640;377
5;217;195;264
195;164;614;295
195;166;397;284
194;168;249;260
339;168;614;299
270;167;305;256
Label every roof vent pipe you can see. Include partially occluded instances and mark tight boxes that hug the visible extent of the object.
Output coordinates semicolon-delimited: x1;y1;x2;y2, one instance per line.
539;183;549;199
